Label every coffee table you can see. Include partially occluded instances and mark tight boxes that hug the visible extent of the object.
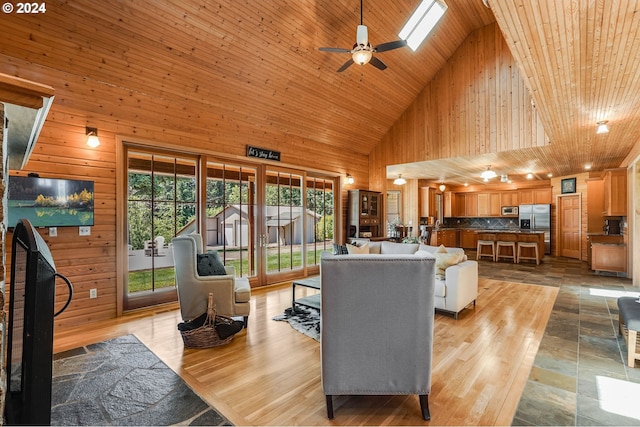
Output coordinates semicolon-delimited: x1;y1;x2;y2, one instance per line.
292;276;320;311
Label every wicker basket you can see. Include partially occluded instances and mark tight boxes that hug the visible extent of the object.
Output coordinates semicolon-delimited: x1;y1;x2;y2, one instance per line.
180;293;235;348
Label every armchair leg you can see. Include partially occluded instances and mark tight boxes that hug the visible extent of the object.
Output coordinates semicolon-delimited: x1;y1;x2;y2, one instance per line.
419;394;430;420
326;395;334;419
243;316;248;328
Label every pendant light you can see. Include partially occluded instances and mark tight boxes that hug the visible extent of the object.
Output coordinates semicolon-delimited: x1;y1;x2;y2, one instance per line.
393;174;407;185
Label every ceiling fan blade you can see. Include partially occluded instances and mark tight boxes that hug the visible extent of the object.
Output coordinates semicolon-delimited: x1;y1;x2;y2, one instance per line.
319;47;352;53
337;58;354;72
369;56;387;71
374;39;408;53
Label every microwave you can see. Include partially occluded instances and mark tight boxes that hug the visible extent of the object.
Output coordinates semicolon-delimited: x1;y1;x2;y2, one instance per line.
501;206;518;215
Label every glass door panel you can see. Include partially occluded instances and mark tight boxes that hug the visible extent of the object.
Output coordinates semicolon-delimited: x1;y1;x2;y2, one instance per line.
305;176;334;269
205;162;257;279
264;169;304;282
125;151;197;310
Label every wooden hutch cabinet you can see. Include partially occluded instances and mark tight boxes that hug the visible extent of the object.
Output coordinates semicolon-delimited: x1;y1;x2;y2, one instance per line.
347;190;384;239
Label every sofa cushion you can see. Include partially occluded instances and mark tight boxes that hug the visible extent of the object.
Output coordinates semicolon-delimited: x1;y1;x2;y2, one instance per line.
347;243;369;254
434;278;446;298
197;251;227;276
234;277;252;302
367;241;382;254
381;241;420;254
434;251;465;279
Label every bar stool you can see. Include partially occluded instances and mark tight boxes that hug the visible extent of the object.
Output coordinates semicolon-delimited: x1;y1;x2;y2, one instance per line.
495;234;517;263
476;233;496;261
517;241;540;265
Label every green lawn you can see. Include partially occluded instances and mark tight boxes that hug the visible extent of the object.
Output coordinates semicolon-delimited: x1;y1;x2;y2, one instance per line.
128;249;328;293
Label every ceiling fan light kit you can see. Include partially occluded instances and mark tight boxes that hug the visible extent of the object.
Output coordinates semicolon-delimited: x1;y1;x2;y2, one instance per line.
399;0;448;51
319;0;408;72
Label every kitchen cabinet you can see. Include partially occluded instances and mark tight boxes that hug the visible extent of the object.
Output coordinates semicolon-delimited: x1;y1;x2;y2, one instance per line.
500;191;519;207
419;187;437;218
454;193;466;217
444;191;453;218
477;193;490;216
588;234;624;269
347;190;383;239
465;193;478;217
591;243;626;274
519;187;552;205
489;193;501;216
478;192;501;217
603;168;627;216
435;229;458;247
586;179;605;233
459;229;478;249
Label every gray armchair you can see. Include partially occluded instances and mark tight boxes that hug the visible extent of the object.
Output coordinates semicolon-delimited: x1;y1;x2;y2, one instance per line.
171;234;251;326
320;252;436;420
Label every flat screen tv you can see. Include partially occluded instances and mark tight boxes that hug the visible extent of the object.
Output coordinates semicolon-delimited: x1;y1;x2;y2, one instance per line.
7;175;94;228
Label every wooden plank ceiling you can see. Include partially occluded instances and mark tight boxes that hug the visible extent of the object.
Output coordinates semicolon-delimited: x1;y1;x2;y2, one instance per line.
2;1;639;183
390;0;640;185
0;0;492;163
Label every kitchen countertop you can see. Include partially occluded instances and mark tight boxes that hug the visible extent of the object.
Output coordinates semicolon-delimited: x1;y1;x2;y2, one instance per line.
433;228;543;234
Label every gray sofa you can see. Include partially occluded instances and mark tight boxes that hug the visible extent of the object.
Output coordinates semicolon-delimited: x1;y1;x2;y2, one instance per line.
320;251;435;420
349;240;478;319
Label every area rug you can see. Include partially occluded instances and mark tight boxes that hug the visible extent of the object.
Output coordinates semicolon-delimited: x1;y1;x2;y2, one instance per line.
273;306;320;342
51;334;231;426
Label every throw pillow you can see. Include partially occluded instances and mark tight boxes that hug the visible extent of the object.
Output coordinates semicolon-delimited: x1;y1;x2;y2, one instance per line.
346;243;369;254
197;251;227;276
332;243;349;255
434;252;464;280
434;244;448;254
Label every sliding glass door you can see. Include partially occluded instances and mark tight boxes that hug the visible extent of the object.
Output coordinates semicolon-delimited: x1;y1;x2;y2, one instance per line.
122;145;337;310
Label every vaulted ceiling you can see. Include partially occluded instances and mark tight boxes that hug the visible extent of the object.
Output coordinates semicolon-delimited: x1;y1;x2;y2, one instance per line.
2;0;640;184
390;0;640;184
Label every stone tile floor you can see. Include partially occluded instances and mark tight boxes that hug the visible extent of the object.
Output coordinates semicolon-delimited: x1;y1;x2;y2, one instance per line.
472;252;638;426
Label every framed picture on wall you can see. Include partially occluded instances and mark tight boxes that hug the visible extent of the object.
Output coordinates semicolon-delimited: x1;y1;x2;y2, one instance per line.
561;177;576;194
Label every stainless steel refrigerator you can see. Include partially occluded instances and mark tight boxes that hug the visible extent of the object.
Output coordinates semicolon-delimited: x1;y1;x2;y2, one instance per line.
519;204;551;254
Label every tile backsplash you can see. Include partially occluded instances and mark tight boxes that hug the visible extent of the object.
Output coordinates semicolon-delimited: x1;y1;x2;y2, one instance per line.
442;217;520;230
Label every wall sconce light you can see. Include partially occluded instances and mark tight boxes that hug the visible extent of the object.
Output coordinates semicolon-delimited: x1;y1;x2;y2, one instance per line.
526;172;534;179
438;183;446;192
86;127;100;148
393;174;407;185
345;174;354;185
596;121;609;134
500;174;508;183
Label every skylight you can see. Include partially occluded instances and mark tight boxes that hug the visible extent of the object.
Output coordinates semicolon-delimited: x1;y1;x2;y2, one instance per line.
398;0;448;51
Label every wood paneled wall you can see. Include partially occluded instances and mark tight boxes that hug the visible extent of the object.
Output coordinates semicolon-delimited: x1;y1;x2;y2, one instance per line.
369;23;548;192
5;106;368;330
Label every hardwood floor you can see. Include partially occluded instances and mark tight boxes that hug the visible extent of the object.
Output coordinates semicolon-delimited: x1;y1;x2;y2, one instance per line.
53;278;558;426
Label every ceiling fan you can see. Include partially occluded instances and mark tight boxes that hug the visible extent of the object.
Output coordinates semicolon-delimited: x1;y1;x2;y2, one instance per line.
319;0;407;72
